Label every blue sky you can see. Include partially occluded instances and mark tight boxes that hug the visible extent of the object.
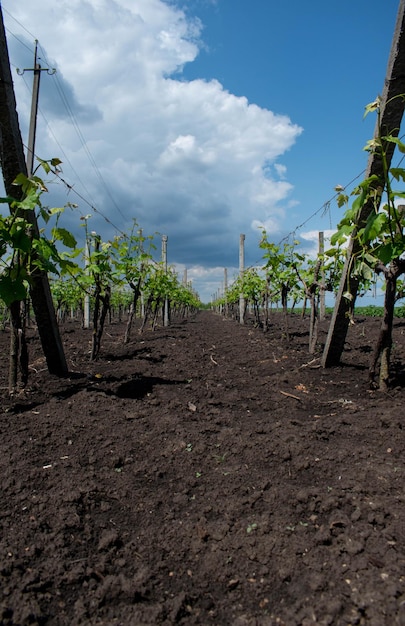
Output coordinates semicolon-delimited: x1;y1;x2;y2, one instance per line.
180;0;400;233
1;0;402;302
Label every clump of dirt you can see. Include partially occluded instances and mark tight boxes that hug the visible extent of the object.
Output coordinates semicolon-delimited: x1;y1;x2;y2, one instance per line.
1;310;404;625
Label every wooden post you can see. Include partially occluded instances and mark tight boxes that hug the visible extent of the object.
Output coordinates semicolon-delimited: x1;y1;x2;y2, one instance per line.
239;234;245;324
322;0;405;367
224;267;228;316
162;235;169;327
319;231;326;321
137;228;145;318
83;239;90;329
0;9;67;376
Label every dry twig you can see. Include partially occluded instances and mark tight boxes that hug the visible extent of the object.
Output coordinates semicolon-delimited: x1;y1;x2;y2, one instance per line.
279;390;301;401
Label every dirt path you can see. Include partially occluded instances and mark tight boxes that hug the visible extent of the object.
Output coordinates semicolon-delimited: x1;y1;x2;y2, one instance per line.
1;310;405;625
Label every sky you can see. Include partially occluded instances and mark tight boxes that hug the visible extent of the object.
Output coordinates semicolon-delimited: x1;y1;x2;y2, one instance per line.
1;0;402;303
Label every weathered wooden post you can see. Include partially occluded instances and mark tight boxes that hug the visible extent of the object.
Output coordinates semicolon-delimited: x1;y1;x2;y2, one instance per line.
138;229;145;318
224;267;228;316
319;232;326;321
83;239;90;329
0;10;67;377
162;235;169;327
239;234;245;324
322;0;405;367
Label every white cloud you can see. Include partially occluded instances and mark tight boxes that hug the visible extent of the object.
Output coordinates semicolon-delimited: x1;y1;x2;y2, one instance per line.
251;215;285;236
3;0;303;302
274;163;287;179
300;230;336;258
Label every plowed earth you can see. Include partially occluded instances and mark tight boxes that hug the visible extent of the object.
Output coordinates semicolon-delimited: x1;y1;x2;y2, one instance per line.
1;310;405;626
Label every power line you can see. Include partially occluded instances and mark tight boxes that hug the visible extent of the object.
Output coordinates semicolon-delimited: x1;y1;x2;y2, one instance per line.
276;168;367;247
9;39;104;211
37;42;129;224
4;27;33;56
4;42;103;220
4;8;129;228
2;6;36;41
52;170;129;238
36;107;94;200
249;137;405;270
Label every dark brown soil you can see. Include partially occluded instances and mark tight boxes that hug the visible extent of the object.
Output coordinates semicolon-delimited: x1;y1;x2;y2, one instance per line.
1;310;405;626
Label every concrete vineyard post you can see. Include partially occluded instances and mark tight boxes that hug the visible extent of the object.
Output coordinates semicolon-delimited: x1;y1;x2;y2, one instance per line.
162;235;169;327
224;267;228;316
239;234;245;324
319;231;326;321
84;240;90;329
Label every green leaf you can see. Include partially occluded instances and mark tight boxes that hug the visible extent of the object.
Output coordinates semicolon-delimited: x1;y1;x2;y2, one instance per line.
364;252;378;266
390;168;405;183
384;135;405;154
363;138;381;153
363;97;381;119
48;207;65;216
0;274;27;305
355;261;374;281
330;224;352;246
58;259;79;273
29;175;48;192
11;226;32;253
38;206;51;224
33;257;59;275
377;243;394;265
363;212;386;242
352;190;368;214
18;189;40;211
51;227;77;248
13;173;29;187
37;158;51;174
336;193;349;208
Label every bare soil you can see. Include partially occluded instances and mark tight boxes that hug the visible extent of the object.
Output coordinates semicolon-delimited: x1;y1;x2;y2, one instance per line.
1;310;405;626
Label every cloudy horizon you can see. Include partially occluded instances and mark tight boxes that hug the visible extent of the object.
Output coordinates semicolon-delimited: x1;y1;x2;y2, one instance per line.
1;0;399;302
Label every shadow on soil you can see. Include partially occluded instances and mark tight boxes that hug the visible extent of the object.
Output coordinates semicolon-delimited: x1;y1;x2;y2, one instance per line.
111;375;187;399
101;346;166;363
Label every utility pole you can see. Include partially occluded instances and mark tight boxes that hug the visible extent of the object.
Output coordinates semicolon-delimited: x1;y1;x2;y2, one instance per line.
0;9;67;376
17;40;56;176
322;0;405;367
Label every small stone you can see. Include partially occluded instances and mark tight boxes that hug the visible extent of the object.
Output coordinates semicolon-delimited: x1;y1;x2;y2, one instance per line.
228;578;240;590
